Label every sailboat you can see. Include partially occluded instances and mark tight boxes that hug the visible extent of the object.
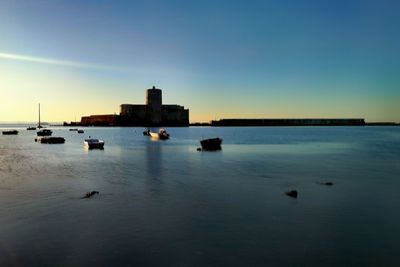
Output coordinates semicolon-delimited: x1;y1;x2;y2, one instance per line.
37;103;44;129
36;103;52;136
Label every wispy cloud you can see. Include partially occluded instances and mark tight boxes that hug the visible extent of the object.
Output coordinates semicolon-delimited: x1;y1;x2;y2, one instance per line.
0;51;133;72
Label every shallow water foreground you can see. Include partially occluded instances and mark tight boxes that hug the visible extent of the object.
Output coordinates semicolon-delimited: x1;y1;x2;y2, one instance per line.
0;126;399;266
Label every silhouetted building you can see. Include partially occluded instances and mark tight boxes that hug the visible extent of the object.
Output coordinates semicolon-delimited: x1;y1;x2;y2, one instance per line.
162;105;189;123
120;104;147;123
146;86;162;124
79;86;189;126
81;114;118;126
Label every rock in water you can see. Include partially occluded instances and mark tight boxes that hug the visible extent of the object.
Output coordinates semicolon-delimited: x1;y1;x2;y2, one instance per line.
317;182;334;186
82;191;99;199
285;190;298;198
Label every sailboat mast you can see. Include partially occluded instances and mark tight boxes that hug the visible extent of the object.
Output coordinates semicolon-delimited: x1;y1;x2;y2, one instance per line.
38;103;41;127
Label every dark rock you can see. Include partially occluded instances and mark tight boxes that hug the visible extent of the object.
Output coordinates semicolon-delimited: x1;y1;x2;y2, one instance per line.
285;190;298;198
317;182;334;186
197;147;202;151
82;191;99;199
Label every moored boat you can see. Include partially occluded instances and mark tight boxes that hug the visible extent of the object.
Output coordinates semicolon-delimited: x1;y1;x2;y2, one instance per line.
69;128;78;131
37;129;53;136
77;130;84;134
143;129;150;136
200;137;222;151
2;130;19;135
27;127;36;130
35;137;65;144
149;128;170;140
84;138;105;149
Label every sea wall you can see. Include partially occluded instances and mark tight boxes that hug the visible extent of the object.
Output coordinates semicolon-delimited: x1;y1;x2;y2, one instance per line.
211;118;365;126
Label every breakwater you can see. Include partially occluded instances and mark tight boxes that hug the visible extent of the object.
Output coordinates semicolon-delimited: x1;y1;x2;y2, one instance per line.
211;118;365;126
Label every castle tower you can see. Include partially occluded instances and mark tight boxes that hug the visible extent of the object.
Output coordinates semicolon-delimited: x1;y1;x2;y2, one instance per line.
146;86;162;124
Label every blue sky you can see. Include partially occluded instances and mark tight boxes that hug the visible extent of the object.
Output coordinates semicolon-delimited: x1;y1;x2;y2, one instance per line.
0;0;399;122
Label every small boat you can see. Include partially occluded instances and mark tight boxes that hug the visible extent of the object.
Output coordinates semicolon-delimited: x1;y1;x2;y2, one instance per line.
84;138;105;149
37;129;53;136
77;130;84;134
200;137;222;151
27;127;36;130
69;128;78;131
35;137;65;144
149;128;170;140
2;130;18;135
143;129;150;136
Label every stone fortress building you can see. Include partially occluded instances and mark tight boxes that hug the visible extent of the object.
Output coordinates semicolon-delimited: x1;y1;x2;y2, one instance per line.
80;86;189;126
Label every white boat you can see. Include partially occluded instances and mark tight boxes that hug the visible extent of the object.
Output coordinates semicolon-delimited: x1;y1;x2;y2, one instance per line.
84;138;105;149
149;128;170;140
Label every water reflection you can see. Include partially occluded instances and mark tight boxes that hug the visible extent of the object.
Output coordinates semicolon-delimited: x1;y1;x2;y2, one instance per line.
0;126;399;266
145;139;164;195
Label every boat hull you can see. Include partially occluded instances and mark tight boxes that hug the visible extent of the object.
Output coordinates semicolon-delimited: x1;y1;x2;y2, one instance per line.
149;132;169;140
2;130;18;135
149;132;159;138
37;130;52;136
200;138;222;151
84;139;105;149
85;143;104;149
35;137;65;144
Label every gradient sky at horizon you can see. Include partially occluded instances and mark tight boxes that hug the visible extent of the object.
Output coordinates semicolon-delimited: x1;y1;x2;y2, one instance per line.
0;0;399;123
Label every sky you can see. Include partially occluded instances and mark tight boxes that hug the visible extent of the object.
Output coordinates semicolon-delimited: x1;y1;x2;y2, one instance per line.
0;0;399;123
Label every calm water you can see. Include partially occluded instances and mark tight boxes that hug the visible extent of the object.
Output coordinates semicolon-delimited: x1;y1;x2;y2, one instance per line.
0;126;399;266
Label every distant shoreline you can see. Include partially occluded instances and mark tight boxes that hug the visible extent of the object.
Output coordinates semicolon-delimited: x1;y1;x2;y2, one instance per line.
189;123;400;127
1;122;399;128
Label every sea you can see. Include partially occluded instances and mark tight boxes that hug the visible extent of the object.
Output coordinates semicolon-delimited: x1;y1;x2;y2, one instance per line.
0;125;399;266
